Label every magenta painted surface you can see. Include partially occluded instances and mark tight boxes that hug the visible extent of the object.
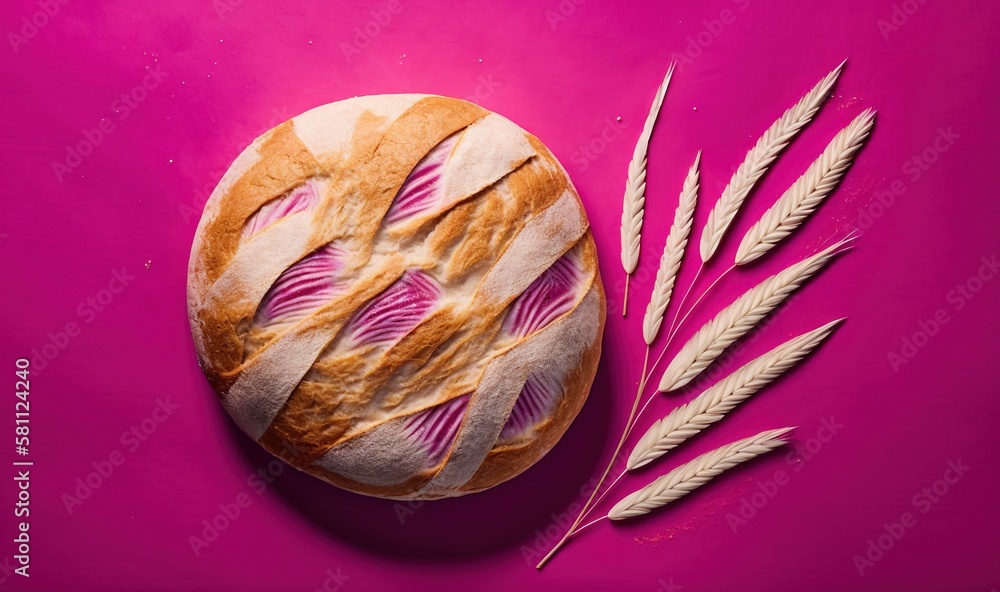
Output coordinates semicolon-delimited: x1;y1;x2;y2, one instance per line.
2;1;999;590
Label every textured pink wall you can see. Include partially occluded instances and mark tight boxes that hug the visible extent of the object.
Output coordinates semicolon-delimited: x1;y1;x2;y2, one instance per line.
2;0;998;590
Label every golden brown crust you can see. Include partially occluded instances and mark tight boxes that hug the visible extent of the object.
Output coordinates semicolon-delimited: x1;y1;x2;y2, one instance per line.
464;239;605;492
192;124;323;382
188;94;605;499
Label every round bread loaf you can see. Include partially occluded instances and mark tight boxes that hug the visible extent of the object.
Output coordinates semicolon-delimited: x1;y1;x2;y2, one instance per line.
187;94;605;499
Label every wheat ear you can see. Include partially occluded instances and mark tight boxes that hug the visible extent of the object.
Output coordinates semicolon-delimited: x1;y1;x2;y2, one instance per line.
736;109;876;265
699;61;845;263
630;319;841;470
659;236;852;392
621;61;677;315
609;427;793;520
642;151;701;345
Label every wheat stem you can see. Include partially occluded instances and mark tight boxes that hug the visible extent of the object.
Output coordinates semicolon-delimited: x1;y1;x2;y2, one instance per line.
636;262;734;412
666;263;703;342
578;468;627;525
622;263;734;444
574;515;607;536
665;264;736;347
623;276;630;317
537;347;649;568
626;391;658;440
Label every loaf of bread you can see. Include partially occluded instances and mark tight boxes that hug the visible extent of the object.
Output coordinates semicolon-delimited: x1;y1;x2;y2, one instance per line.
187;94;605;499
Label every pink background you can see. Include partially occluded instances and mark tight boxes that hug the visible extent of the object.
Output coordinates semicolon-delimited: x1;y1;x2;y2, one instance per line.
2;0;998;590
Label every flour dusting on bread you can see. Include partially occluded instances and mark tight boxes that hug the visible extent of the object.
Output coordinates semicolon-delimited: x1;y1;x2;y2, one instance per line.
187;95;604;499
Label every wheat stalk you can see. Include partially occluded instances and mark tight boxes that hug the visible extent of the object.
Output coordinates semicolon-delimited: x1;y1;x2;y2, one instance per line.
538;61;875;570
736;109;876;265
630;319;841;470
642;151;701;345
699;61;845;263
609;427;793;520
659;236;852;392
621;61;677;315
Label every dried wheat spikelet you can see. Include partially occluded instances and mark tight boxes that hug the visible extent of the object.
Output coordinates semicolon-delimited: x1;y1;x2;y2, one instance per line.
736;109;875;265
642;151;701;345
621;61;677;314
609;427;793;520
699;61;845;263
630;319;841;470
659;237;852;392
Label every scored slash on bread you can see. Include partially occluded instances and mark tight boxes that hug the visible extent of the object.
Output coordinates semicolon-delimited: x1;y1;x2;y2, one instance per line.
187;95;606;499
343;269;441;347
254;243;344;326
383;132;459;224
242;180;320;239
502;253;584;339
